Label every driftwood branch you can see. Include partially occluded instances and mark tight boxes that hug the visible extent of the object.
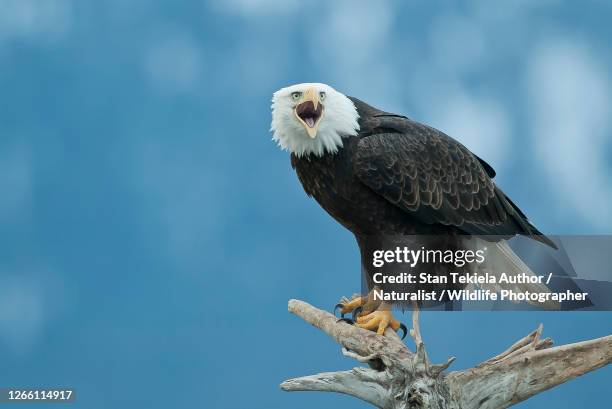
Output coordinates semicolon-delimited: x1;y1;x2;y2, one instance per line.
281;299;612;409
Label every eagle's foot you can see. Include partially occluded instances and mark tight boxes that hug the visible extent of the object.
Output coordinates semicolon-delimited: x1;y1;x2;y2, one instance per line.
335;291;386;320
334;294;364;318
356;304;406;338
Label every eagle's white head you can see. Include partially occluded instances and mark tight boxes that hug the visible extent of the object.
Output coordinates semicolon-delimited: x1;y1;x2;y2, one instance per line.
271;83;360;157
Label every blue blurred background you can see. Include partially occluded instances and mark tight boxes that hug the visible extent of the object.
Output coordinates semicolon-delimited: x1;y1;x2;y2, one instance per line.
0;1;611;408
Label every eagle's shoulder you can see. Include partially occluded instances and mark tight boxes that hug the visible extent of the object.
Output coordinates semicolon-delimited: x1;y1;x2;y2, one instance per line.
350;114;548;241
350;103;497;178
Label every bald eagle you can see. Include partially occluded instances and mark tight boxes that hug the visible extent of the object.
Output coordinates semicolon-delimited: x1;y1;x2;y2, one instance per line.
271;83;557;337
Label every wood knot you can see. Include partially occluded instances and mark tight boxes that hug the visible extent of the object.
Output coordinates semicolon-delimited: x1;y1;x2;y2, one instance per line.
407;385;426;408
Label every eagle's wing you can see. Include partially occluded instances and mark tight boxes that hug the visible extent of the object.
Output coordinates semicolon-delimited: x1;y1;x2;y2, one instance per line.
353;118;554;247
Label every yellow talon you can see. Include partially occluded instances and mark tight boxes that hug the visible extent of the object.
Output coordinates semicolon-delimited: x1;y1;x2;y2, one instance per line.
356;307;402;335
336;293;405;338
336;295;364;315
336;290;383;317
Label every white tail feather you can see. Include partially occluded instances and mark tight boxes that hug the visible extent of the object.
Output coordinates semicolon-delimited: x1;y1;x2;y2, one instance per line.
473;238;560;310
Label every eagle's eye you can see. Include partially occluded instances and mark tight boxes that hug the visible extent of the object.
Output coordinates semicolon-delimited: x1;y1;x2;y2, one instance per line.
319;91;326;100
291;92;302;100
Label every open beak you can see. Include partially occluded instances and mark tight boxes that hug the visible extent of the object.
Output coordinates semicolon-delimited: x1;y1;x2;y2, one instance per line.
294;87;324;139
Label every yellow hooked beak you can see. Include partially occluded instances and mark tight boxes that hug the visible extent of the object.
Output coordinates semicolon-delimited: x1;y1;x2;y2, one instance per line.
294;87;324;139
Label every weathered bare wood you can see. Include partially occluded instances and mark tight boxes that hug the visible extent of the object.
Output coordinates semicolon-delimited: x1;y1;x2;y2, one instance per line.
282;299;612;409
281;369;391;407
448;334;612;409
286;298;412;369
